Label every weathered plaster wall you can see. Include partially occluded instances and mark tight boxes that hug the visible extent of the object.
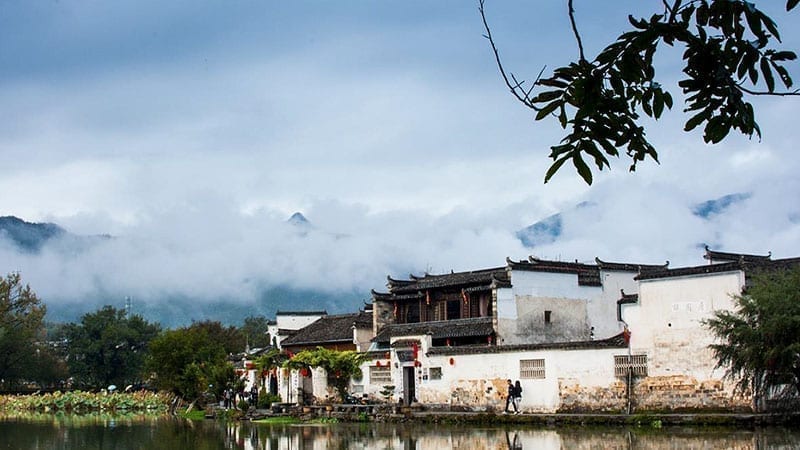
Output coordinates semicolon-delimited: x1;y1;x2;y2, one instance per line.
373;298;395;336
500;270;632;345
621;270;751;411
414;347;623;413
509;295;589;344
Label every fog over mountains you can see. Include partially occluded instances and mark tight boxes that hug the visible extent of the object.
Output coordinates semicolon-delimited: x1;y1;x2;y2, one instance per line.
0;188;782;327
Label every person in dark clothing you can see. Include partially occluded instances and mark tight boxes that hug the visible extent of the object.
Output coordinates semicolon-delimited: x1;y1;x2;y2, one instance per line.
513;380;522;414
504;379;518;413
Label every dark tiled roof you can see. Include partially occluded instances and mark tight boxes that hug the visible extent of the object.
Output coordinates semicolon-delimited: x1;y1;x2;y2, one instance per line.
636;261;742;280
386;267;509;294
508;256;662;286
280;310;372;347
636;257;800;281
372;317;494;344
426;332;628;356
371;290;424;301
594;257;669;272
616;291;638;321
617;290;639;305
507;257;602;286
703;246;771;264
275;310;328;316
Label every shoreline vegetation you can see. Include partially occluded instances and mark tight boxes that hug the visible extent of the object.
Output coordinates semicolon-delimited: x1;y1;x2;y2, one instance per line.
0;391;172;413
1;392;798;428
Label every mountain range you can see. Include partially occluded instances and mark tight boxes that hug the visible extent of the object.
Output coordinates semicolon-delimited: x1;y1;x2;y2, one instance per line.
0;192;751;326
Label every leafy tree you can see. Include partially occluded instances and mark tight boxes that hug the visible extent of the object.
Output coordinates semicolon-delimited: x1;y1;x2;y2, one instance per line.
64;306;161;389
241;315;272;349
145;326;231;401
189;320;245;355
481;0;798;184
284;347;369;401
704;266;800;410
0;273;47;389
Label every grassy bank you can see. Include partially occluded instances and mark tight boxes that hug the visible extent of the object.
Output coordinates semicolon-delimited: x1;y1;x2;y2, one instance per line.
0;391;172;413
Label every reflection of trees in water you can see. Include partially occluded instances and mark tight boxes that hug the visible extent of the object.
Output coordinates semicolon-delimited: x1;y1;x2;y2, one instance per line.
1;416;799;449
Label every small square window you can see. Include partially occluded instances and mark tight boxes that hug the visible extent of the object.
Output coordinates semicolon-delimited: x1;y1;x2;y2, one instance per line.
429;367;442;380
544;310;552;324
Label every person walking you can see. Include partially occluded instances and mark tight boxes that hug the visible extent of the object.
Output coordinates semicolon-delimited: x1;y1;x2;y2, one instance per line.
503;379;517;413
513;380;522;414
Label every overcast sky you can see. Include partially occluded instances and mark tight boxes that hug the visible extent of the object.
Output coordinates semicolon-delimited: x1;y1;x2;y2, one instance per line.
1;1;798;312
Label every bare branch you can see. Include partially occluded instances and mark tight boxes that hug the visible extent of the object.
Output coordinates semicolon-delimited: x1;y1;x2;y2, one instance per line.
479;0;539;108
568;0;586;62
738;85;800;96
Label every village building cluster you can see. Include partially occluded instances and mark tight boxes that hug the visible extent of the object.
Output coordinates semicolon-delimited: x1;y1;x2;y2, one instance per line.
237;247;798;413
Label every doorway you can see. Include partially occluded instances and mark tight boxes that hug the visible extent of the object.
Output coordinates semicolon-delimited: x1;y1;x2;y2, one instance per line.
402;366;416;405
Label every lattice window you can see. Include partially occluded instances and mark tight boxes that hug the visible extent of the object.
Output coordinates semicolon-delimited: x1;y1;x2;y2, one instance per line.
614;354;648;377
369;365;392;385
428;367;442;380
520;358;546;379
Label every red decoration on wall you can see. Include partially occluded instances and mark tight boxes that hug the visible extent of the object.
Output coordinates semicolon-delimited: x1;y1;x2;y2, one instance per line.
376;361;382;367
449;357;455;366
414;360;421;367
411;342;419;359
300;368;309;377
461;289;469;305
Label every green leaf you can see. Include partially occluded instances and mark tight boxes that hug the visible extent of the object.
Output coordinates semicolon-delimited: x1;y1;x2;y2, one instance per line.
572;152;593;185
653;90;665;118
543;155;569;184
535;100;561;121
537;78;569;88
531;90;563;103
761;57;775;92
685;109;710;132
663;91;674;109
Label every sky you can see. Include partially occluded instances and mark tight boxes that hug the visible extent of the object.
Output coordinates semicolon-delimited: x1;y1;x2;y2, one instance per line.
1;1;799;318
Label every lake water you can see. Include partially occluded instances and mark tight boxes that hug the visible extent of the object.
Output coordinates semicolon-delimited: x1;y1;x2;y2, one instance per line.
1;413;798;449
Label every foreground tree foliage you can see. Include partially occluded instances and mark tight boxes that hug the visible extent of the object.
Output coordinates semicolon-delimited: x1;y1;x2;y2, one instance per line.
705;266;800;409
285;347;369;401
64;306;161;390
481;0;798;184
145;325;233;402
0;273;47;389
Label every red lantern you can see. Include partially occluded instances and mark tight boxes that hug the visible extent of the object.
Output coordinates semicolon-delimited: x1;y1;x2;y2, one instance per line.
300;367;309;377
376;361;382;367
449;357;455;366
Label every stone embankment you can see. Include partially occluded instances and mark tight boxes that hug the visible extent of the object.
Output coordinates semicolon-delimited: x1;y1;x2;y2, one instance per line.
240;403;799;427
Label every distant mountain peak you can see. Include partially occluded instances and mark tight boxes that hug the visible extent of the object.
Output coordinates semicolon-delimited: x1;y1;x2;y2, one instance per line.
0;216;65;252
288;212;310;226
692;192;751;219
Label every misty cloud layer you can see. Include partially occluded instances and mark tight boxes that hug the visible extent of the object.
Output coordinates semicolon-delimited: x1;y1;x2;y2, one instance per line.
0;1;798;322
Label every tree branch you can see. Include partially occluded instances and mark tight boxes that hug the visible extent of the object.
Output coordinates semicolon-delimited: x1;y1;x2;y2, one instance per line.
738;85;800;96
478;0;539;108
568;0;586;62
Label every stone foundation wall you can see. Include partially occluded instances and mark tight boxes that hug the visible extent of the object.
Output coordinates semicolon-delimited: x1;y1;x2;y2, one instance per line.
557;379;627;412
632;375;752;412
557;375;751;412
418;377;507;411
